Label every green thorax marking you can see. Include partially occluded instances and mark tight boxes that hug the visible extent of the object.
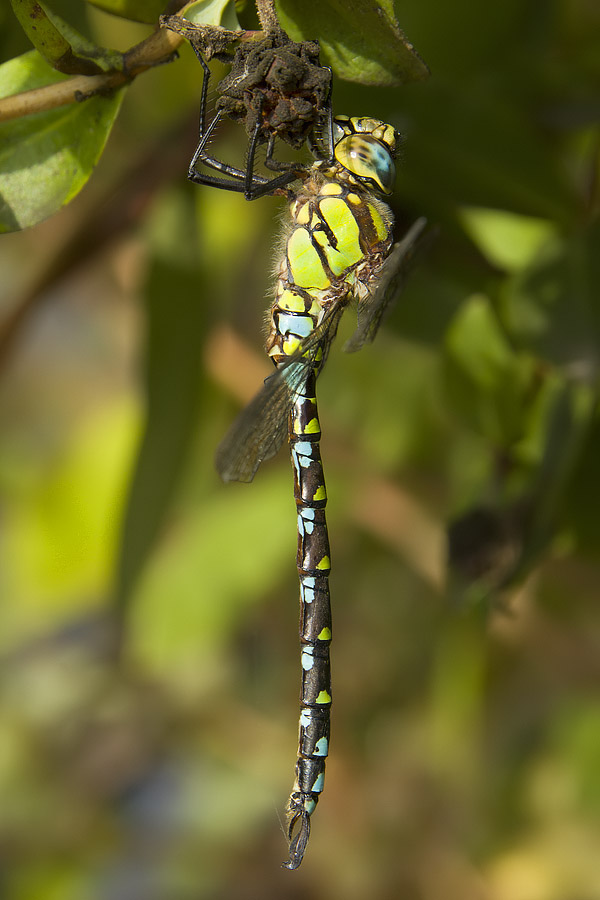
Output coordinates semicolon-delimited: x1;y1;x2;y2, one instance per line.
286;173;393;293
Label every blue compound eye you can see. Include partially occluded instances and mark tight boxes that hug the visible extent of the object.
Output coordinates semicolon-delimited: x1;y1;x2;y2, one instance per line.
334;134;396;193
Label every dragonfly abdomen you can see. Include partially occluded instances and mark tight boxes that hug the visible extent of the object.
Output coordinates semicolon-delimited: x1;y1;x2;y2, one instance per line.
284;371;332;869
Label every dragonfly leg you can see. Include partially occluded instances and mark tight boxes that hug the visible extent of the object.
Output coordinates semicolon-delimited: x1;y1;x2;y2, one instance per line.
186;48;332;198
186;47;269;192
242;116;301;200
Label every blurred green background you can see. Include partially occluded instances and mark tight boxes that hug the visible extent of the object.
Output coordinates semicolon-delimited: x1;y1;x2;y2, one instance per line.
1;1;600;897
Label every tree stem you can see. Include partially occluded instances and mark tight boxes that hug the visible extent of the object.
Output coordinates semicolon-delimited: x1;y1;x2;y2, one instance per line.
0;26;182;123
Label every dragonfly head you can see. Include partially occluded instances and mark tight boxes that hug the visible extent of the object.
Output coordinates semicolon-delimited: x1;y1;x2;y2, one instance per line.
332;116;398;194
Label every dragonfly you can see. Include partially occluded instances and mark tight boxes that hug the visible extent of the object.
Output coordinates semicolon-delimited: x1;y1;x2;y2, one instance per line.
172;16;426;869
208;110;427;866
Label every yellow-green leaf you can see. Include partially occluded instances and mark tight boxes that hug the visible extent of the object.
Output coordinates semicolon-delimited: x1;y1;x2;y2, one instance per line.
0;51;124;232
11;0;123;74
460;207;558;272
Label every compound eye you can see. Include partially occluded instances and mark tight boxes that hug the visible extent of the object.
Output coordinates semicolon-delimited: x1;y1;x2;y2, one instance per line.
334;134;396;193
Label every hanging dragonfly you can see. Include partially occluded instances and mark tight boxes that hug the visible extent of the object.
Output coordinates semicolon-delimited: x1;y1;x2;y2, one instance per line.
213;120;426;868
177;24;427;869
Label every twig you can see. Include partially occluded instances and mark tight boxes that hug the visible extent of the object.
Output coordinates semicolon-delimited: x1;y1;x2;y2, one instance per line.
0;26;182;123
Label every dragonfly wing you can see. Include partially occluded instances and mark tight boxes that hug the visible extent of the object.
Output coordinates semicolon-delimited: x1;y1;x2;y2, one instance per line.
345;217;429;353
216;303;346;483
215;372;293;482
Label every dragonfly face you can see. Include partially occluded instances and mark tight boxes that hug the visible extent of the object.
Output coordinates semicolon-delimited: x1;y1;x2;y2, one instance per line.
331;115;398;194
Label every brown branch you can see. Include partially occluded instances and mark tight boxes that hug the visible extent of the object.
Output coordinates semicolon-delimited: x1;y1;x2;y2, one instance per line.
0;26;183;123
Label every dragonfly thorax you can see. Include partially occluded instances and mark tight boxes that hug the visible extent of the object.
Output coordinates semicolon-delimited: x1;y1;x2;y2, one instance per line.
332;116;398;195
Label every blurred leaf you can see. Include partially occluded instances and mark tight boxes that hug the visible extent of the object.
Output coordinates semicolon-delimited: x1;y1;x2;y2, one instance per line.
6;863;92;900
501;220;600;372
444;294;533;445
553;705;600;815
513;378;595;576
561;406;600;555
10;0;123;73
427;616;485;779
130;468;293;673
460;207;558;273
399;84;580;226
0;51;124;231
115;195;209;610
325;330;443;470
87;0;166;23
1;400;138;645
276;0;429;86
87;0;238;27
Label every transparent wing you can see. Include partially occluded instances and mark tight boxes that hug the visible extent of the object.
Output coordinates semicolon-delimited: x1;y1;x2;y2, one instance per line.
345;217;430;353
215;303;345;483
215;372;292;483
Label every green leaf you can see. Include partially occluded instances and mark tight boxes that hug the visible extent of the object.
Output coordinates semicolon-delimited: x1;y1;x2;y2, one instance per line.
86;0;166;23
89;0;238;27
447;295;521;392
564;412;600;554
276;0;429;86
501;221;600;369
444;294;533;445
0;51;124;232
115;194;209;609
10;0;123;74
459;207;558;273
129;468;293;672
184;0;240;29
513;378;595;574
398;84;580;227
1;398;138;638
